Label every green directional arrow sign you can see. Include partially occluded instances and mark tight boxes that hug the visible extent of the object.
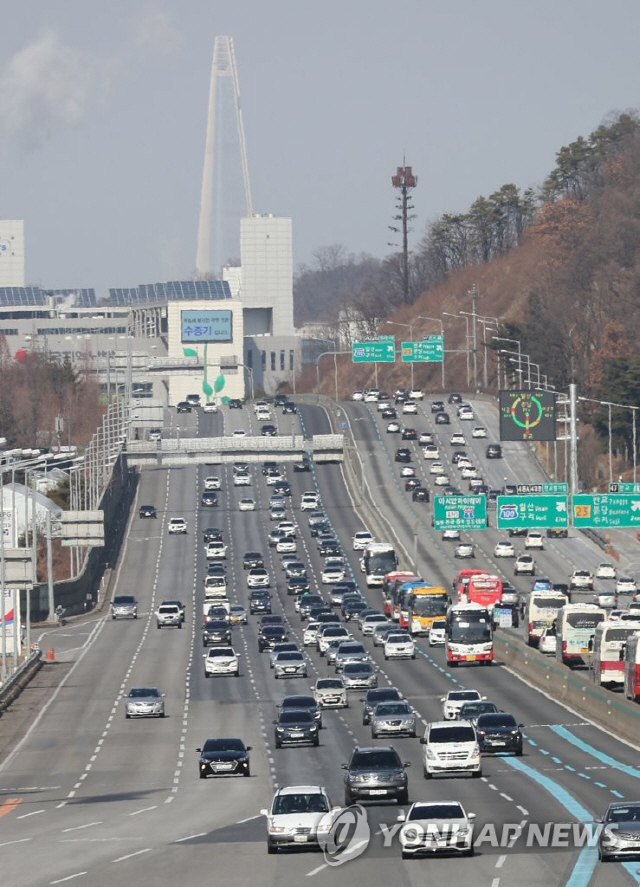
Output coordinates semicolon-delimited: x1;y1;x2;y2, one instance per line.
433;495;487;530
352;341;396;363
401;338;444;363
608;482;640;494
496;495;569;529
572;494;640;528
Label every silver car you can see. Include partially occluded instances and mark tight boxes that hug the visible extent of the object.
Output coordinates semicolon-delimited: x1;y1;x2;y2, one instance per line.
370;701;417;738
273;651;307;679
341;662;378;690
598;801;640;861
334;642;370;672
125;687;165;719
312;677;348;708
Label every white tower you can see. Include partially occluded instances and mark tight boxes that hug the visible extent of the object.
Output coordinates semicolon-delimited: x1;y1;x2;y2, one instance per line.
195;36;253;279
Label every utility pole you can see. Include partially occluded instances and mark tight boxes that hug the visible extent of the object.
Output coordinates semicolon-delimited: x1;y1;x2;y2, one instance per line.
389;164;417;304
470;284;478;390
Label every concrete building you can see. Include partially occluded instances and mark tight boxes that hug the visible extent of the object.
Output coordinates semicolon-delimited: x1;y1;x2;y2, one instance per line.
240;215;294;337
0;221;25;288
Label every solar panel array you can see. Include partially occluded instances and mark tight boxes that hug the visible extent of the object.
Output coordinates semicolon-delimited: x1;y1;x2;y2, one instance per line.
108;279;231;306
0;287;97;308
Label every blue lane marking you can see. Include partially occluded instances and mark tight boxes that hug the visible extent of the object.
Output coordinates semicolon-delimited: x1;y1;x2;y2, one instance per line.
552;756;563;764
528;739;538;747
566;765;576;772
578;773;591;780
594;782;607;788
503;757;597;887
539;748;549;755
611;790;624;798
550;725;640;780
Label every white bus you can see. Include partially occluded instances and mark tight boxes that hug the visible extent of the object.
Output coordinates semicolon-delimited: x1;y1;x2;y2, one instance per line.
624;633;640;702
445;603;493;666
527;590;569;647
360;543;398;588
591;621;640;687
555;603;606;668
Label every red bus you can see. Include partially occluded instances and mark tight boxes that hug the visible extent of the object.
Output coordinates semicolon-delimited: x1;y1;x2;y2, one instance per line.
465;573;503;609
453;569;486;604
382;572;419;618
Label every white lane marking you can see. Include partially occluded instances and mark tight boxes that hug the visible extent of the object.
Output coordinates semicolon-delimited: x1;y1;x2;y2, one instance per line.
0;837;32;847
236;814;261;824
174;832;206;842
496;855;507;868
50;875;87;884
128;806;157;816
112;849;152;863
62;821;102;833
17;809;45;819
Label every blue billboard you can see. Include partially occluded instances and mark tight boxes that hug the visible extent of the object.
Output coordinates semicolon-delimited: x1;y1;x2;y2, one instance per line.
180;309;232;343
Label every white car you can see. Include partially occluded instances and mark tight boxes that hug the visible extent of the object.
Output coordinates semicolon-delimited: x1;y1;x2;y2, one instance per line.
203;402;218;413
423;445;439;460
232;429;247;438
247;568;270;588
277;520;297;537
376;400;391;412
524;532;545;549
594;590;617;609
269;506;287;522
204;476;221;490
353;531;374;550
261;785;336;854
442;528;460;541
206;541;227;560
429;461;445;474
461;466;479;479
387;421;401;434
203;646;240;677
400;465;416;477
239;498;255;512
300;493;320;511
494;540;515;558
168;517;187;534
398;801;476;858
408;388;424;401
570;570;594;589
456;458;472;470
148;429;162;441
471;426;487;438
434;474;450;486
454;542;475;559
515;555;536;576
441;689;484;720
322;561;346;584
458;408;474;421
402;401;418;414
450;433;466;445
351;390;364;401
276;537;296;554
616;576;638;595
384;633;416;660
428;620;446;646
418;432;434;446
266;472;285;486
233;471;251;486
538;626;557;654
361;614;389;636
312;678;348;709
303;622;320;645
595;563;617;580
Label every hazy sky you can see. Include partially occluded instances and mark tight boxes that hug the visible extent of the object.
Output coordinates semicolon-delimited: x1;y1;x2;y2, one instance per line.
2;1;639;297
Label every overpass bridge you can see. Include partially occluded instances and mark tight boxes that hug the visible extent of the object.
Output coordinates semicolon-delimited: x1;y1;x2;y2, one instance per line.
122;433;344;469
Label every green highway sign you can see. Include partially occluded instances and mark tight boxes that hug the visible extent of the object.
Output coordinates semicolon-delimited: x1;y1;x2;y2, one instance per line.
377;335;395;342
516;483;569;494
572;493;640;528
609;482;640;494
352;341;396;363
401;336;444;363
433;495;487;530
496;495;569;529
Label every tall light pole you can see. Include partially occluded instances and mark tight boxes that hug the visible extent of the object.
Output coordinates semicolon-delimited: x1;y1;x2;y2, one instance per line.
316;351;350;403
494;337;521;390
417;316;445;390
460;311;499;391
443;312;471;388
386;321;414;389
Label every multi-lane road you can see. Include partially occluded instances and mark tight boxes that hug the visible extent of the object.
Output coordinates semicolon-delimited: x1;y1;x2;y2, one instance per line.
1;394;639;887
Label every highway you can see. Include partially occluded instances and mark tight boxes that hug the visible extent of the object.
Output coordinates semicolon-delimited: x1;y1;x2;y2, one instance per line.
0;394;639;887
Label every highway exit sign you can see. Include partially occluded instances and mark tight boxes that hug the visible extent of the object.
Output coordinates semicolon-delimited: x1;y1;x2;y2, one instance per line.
496;495;569;529
433;495;487;530
352;341;396;363
572;493;640;528
401;336;444;363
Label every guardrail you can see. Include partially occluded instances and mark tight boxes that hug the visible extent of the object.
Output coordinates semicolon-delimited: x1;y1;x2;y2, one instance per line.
0;650;42;715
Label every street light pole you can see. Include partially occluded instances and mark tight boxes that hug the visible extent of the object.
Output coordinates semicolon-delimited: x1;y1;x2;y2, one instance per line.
417;315;446;390
316;351;350;403
386;321;414;389
443;312;471;388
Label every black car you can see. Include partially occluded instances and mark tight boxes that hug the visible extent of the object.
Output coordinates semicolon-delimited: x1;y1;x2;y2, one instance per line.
202;620;232;646
282;402;297;414
262;461;278;475
401;428;418;440
342;746;409;805
412;487;430;502
394;448;412;463
274;394;287;407
475;713;524;755
287;577;311;596
243;551;264;570
343;600;368;621
318;540;341;558
203;526;224;542
435;411;450;424
508;526;528;537
176;401;192;413
259;625;288;651
293;458;311;472
249;591;272;615
486;444;503;459
395;392;409;404
431;401;445;413
274;709;319;747
206;563;226;578
197;737;251;778
405;477;421;491
261;424;278;436
309;605;333;622
361;687;404;725
138;504;157;518
451;450;468;464
228;399;243;409
382;408;397;420
273;481;291;496
201;492;218;507
278;693;322;723
448;393;462;404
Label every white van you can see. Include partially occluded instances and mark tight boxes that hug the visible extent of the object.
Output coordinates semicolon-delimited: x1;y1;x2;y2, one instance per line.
204;575;228;598
420;720;482;778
